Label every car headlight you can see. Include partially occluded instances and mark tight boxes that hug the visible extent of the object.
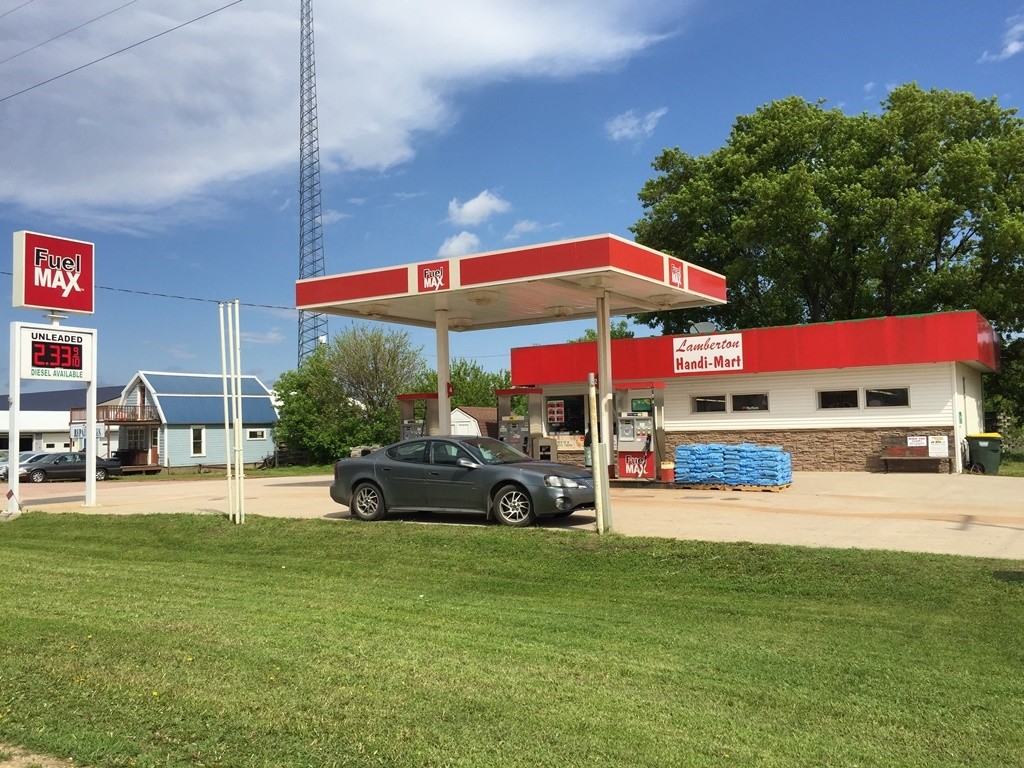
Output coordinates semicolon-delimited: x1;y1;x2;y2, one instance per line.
544;475;581;488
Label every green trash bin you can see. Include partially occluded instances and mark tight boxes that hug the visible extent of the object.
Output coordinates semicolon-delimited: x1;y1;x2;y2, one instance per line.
966;433;1002;475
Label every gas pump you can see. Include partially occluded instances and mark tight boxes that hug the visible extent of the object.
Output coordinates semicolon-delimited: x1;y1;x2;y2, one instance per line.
614;383;665;479
397;393;440;439
495;387;542;454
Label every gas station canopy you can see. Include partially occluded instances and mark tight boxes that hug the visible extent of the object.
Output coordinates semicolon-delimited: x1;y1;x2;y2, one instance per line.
295;234;726;329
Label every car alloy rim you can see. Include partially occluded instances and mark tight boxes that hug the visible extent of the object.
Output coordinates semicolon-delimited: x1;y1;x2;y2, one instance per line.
499;490;530;522
357;488;378;515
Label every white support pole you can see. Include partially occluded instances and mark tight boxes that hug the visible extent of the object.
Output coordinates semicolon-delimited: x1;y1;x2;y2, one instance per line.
232;300;245;524
595;292;613;531
587;373;606;534
6;323;20;516
84;373;97;507
219;303;235;522
435;308;451;434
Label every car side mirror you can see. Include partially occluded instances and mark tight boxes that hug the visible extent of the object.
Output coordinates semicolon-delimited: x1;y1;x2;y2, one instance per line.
456;457;479;469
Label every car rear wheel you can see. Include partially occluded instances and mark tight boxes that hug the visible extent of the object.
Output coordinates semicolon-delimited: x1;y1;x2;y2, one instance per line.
96;467;108;481
351;482;387;521
29;469;46;483
494;484;535;527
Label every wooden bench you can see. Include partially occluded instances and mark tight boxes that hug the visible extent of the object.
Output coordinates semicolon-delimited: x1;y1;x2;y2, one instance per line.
880;436;954;473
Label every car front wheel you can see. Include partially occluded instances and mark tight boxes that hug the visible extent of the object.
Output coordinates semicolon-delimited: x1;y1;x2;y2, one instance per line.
29;469;46;483
351;482;387;521
96;468;108;481
494;484;535;527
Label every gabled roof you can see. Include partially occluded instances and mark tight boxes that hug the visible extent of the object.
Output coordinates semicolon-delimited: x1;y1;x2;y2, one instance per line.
126;371;278;425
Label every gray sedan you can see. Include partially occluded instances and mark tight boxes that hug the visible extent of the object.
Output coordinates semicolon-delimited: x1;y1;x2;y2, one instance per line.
19;452;122;482
330;436;594;527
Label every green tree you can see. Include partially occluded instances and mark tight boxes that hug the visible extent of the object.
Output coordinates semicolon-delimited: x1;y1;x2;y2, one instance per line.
274;325;425;458
410;358;512;408
985;336;1024;429
566;319;635;342
631;84;1024;336
272;348;374;463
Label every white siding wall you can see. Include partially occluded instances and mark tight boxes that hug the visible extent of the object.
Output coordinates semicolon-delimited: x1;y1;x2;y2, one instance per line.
663;364;959;431
164;425;275;467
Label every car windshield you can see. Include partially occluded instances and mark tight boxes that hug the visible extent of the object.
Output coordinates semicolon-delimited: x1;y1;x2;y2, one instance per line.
23;453;48;463
460;437;532;465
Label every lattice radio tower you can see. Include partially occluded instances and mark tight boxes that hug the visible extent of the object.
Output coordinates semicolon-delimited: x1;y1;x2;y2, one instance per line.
298;0;328;363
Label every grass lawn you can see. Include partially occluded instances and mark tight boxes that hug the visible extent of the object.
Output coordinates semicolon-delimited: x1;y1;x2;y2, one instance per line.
0;514;1022;768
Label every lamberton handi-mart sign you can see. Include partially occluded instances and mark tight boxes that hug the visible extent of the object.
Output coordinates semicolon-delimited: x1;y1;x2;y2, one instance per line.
12;230;95;314
673;333;744;373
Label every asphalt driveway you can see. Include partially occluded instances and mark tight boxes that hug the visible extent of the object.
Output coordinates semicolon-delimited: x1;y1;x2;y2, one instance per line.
3;471;1022;560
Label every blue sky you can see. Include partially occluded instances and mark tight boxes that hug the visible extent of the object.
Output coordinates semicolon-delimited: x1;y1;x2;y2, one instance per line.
1;0;1021;391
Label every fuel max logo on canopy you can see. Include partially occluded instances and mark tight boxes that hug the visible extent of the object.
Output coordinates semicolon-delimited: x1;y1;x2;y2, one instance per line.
12;231;95;314
417;260;450;292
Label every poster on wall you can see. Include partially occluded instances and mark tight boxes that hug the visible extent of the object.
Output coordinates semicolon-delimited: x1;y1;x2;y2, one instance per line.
546;399;565;424
928;436;949;457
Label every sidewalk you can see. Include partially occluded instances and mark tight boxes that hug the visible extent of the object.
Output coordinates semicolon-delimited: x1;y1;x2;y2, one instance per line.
3;471;1022;560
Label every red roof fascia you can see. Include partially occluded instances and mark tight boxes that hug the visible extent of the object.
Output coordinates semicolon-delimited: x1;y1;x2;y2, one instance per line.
510;312;998;386
296;266;408;307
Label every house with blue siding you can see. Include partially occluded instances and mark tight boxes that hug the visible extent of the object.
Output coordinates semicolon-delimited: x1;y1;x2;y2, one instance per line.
75;372;278;472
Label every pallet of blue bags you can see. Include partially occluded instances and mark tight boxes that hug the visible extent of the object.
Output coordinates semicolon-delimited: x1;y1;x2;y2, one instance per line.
673;442;793;491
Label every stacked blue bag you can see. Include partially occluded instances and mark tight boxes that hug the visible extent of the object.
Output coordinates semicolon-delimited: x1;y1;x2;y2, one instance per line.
674;443;792;487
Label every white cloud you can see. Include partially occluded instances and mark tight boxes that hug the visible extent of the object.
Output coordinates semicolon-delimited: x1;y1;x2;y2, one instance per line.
447;190;511;226
979;14;1024;62
863;82;876;94
505;220;541;241
438;231;482;257
321;209;349;224
604;107;668;141
242;328;287;345
0;1;680;228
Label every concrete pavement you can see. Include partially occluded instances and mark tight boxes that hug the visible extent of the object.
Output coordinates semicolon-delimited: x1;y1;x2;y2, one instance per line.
3;471;1022;560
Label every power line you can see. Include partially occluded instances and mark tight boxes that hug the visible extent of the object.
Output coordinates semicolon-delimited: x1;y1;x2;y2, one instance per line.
0;0;244;104
0;0;139;67
0;0;34;22
0;269;294;311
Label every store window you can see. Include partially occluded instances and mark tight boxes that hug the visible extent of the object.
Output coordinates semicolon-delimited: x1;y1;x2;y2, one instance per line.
191;426;206;457
818;390;859;409
866;388;909;407
692;395;726;413
732;393;769;411
545;395;585;434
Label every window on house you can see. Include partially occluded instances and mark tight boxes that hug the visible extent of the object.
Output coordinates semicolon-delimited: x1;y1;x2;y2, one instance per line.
732;393;769;411
247;429;266;440
818;390;859;409
692;395;726;413
191;426;206;457
866;388;909;407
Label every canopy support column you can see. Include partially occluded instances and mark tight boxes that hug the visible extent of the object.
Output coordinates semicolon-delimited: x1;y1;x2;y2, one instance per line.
435;309;451;434
594;291;613;530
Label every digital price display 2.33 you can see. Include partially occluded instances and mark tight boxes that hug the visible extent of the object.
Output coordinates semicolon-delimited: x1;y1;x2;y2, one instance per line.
19;325;94;381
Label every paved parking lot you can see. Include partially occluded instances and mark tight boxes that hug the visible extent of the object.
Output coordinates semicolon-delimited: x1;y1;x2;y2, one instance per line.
3;471;1022;560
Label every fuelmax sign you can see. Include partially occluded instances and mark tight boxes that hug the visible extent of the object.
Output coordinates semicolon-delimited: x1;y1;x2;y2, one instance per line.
12;230;95;314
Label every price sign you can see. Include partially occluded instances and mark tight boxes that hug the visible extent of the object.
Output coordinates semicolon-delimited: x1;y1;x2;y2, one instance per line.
18;324;94;381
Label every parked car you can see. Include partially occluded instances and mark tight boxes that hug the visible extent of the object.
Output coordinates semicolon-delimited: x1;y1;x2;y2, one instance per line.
330;435;595;527
19;452;122;483
1;451;47;482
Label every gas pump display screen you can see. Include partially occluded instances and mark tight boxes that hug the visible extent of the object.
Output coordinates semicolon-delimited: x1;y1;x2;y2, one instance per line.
630;397;653;413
